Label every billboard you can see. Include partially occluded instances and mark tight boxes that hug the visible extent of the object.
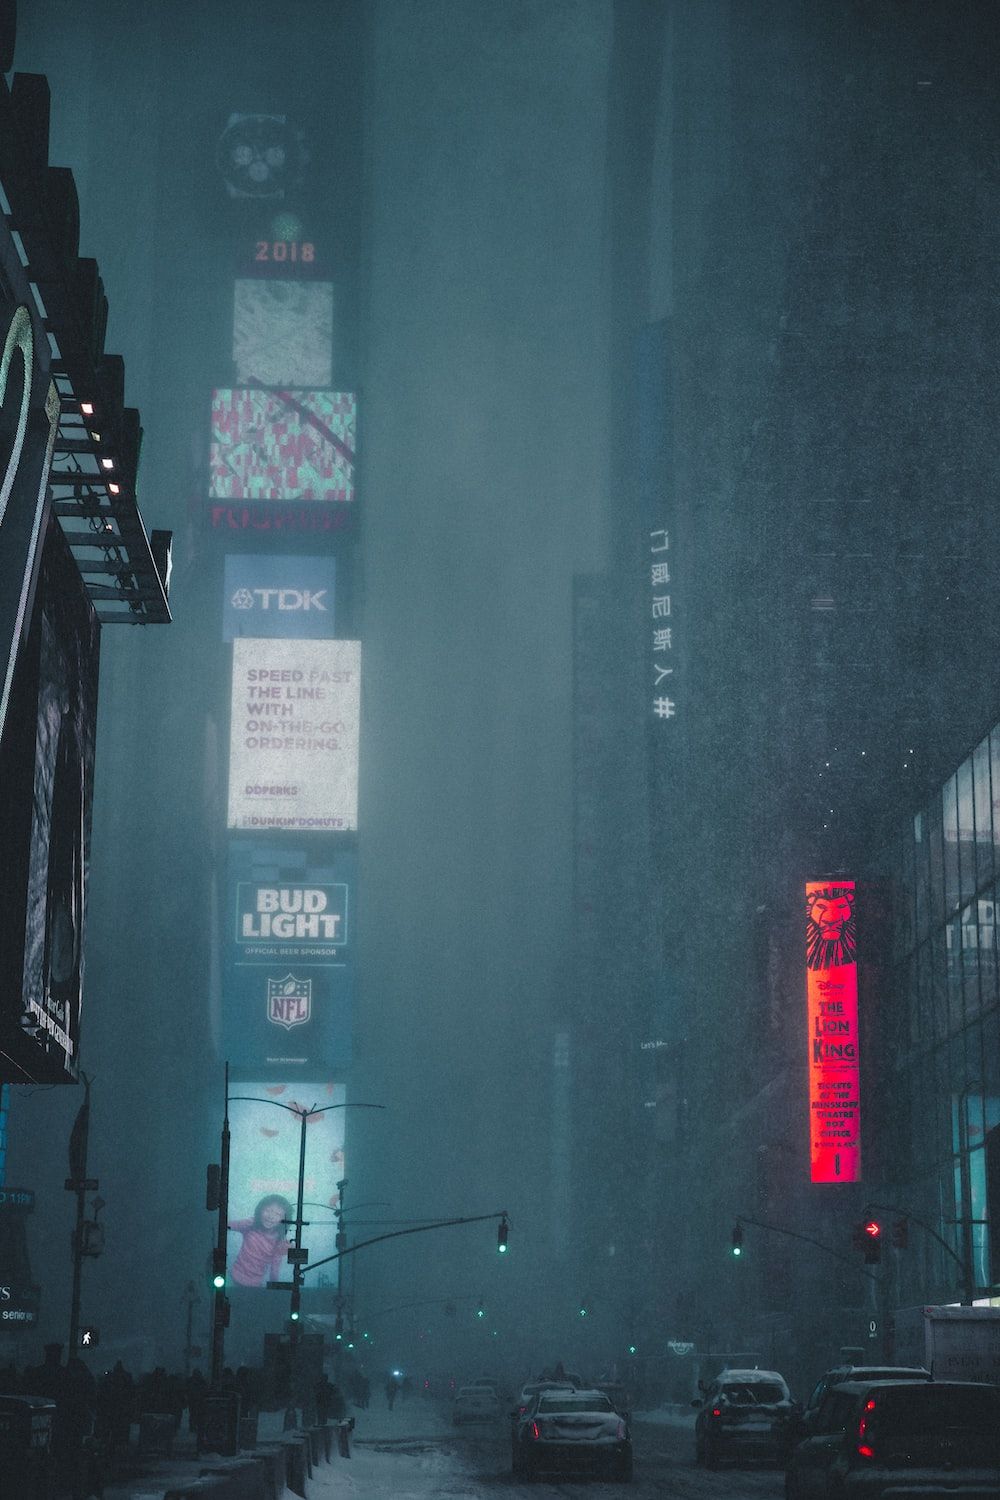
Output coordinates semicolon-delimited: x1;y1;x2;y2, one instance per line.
232;280;333;387
0;517;100;1083
209;389;355;504
223;841;354;1069
228;638;360;832
0;299;59;744
806;880;861;1183
223;555;336;641
226;1080;345;1289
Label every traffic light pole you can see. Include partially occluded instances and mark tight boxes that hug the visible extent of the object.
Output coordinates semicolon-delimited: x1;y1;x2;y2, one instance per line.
863;1200;974;1305
732;1213;880;1282
302;1209;511;1277
210;1064;231;1388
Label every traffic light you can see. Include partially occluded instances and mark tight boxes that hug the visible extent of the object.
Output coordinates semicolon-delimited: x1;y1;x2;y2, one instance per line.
578;1301;588;1318
627;1344;637;1356
211;1248;226;1289
476;1302;485;1319
891;1217;909;1250
862;1220;882;1264
497;1215;509;1254
731;1223;744;1257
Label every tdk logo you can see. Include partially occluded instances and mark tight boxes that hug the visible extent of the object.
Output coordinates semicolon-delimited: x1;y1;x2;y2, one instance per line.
231;588;328;612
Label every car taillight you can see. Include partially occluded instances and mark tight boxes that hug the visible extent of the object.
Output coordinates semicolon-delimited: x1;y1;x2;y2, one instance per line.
711;1407;722;1418
857;1397;876;1460
531;1421;540;1441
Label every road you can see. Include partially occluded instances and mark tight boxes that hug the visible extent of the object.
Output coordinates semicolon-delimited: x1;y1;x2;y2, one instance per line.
350;1407;787;1500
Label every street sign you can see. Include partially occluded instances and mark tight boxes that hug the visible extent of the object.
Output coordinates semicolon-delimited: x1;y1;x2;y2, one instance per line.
286;1248;309;1264
64;1178;98;1192
0;1186;34;1210
267;1280;294;1291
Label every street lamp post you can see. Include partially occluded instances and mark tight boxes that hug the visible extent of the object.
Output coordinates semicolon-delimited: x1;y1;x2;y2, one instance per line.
219;1083;385;1416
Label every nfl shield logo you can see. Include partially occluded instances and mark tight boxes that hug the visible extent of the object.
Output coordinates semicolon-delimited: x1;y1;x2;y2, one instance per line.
267;974;312;1030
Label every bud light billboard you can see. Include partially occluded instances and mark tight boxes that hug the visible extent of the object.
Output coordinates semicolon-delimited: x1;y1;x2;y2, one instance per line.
223;555;336;641
223;841;354;1070
226;1080;345;1289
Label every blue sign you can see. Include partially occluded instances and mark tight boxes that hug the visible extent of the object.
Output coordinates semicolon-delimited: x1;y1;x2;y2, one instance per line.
223;554;336;641
223;841;354;1069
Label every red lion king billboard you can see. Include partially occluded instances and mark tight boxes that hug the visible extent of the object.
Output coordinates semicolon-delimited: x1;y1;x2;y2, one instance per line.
806;880;861;1183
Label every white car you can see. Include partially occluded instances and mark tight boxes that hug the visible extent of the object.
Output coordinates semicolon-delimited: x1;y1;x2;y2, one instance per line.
452;1385;501;1425
513;1387;632;1481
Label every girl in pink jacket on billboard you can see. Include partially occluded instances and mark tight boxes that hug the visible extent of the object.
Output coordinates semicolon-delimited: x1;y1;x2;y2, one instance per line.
228;1195;293;1287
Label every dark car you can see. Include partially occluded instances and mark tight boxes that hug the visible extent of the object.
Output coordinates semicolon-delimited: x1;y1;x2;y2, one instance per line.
789;1364;931;1447
784;1378;1000;1498
693;1368;796;1467
513;1388;632;1482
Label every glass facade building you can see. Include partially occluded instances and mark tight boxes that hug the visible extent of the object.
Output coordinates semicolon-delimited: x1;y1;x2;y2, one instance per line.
869;727;1000;1306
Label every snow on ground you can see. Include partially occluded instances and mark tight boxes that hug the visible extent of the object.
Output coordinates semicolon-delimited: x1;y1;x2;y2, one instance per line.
307;1397;482;1499
633;1403;697;1430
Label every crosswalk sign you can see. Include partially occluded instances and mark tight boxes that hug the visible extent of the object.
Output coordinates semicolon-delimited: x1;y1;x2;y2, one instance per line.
79;1327;99;1348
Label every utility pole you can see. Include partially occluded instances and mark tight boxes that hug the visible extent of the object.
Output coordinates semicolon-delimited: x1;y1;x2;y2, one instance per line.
182;1280;201;1378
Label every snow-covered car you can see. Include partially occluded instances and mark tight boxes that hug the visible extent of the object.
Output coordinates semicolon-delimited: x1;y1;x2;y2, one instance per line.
452;1385;501;1425
693;1367;796;1467
512;1387;632;1481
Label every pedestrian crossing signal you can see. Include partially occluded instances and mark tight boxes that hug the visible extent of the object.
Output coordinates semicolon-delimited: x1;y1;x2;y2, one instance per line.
79;1327;99;1347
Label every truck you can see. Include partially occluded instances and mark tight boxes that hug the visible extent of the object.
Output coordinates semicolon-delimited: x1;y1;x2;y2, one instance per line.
892;1305;1000;1384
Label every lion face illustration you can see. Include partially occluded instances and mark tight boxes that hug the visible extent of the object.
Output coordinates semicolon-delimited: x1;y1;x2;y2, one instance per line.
806;886;857;970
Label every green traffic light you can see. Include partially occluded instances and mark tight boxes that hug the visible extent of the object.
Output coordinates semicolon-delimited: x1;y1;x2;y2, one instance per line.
212;1274;225;1289
628;1345;637;1355
732;1245;742;1257
579;1307;587;1318
290;1310;300;1321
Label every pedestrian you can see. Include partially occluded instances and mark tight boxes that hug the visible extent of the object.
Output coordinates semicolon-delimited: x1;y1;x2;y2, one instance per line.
385;1376;398;1410
227;1195;293;1287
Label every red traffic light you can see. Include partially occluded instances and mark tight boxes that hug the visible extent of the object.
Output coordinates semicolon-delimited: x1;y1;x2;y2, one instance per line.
864;1220;881;1239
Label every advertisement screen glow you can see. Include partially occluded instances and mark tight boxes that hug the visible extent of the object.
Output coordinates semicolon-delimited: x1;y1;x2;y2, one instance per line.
210;390;355;503
233;281;333;388
228;638;360;832
227;1080;344;1289
806;880;861;1183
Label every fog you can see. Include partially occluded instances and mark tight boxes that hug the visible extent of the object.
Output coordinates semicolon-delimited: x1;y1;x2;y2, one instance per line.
6;0;1000;1395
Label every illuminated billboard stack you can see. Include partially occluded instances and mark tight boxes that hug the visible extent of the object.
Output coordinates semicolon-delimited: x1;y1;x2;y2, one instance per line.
204;112;361;1299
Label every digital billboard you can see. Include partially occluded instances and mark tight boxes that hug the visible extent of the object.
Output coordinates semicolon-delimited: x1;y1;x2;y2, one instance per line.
223;555;336;641
227;638;360;832
209;390;355;504
233;280;333;388
227;1080;345;1289
223;841;354;1069
806;880;862;1183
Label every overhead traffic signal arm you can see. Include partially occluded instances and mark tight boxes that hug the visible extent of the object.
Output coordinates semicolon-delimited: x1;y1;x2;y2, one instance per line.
732;1212;879;1281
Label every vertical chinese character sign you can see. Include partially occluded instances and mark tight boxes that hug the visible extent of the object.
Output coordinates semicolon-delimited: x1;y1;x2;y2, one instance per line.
649;528;676;722
806;880;861;1183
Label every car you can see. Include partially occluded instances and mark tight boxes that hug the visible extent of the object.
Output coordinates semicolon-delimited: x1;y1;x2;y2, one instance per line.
800;1364;931;1427
452;1385;501;1425
693;1367;797;1467
784;1377;1000;1498
513;1387;632;1482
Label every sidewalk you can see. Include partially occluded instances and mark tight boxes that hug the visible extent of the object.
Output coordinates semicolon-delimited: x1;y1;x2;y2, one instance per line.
96;1394;472;1500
